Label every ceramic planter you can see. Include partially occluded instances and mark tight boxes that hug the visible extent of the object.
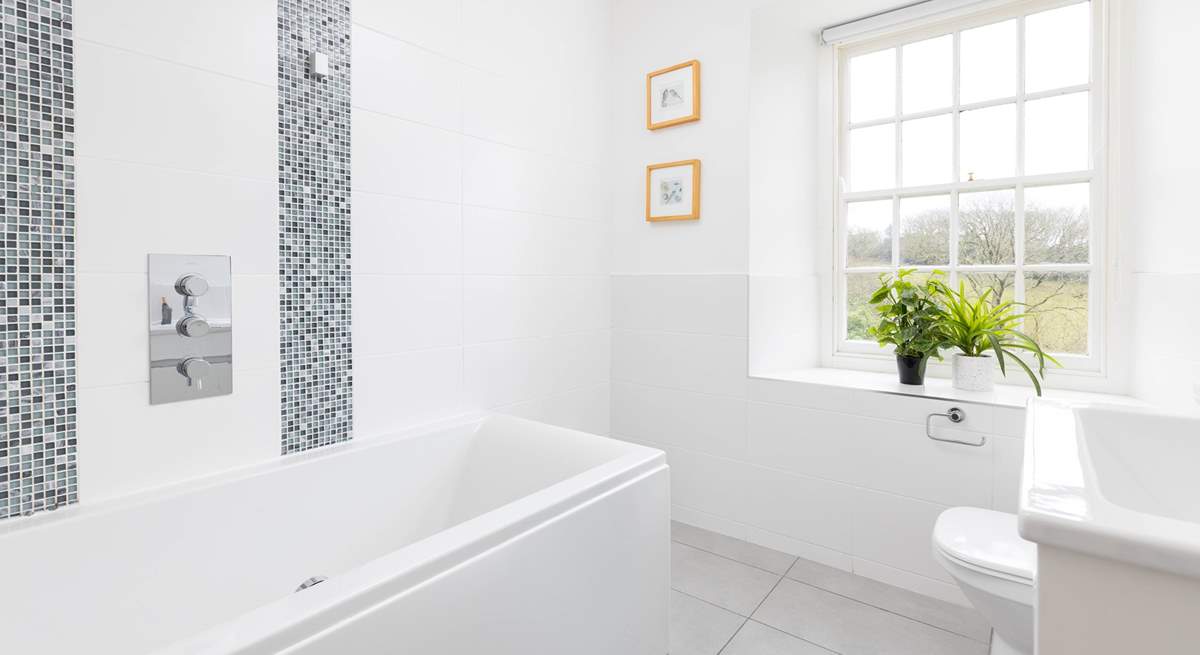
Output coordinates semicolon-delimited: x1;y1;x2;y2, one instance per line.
895;354;928;386
952;353;994;392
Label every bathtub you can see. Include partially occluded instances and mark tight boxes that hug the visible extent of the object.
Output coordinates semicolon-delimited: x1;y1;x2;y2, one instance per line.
0;414;669;654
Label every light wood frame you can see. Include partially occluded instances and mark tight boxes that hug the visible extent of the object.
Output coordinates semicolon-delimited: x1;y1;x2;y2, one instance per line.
646;60;701;130
645;159;701;222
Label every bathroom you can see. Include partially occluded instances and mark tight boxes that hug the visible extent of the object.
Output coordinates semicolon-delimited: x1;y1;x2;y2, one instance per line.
2;0;1198;652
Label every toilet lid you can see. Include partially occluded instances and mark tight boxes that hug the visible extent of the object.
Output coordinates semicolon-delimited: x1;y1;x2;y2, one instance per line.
933;507;1036;581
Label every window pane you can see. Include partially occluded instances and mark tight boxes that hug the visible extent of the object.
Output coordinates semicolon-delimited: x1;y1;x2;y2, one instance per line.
850;48;896;122
846;273;881;341
959;189;1015;265
963;272;1016;306
1026;2;1090;93
1025;272;1089;354
960;104;1015;181
1025;92;1089;175
960;19;1016;104
902;114;952;186
849;123;896;191
900;195;950;265
902;34;952;113
846;199;893;267
1025;183;1089;264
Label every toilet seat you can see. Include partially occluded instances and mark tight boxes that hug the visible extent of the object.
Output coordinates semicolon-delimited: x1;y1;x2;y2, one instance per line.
933;507;1036;583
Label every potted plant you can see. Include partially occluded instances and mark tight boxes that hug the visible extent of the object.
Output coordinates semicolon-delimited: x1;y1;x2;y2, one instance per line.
933;280;1059;394
867;269;948;386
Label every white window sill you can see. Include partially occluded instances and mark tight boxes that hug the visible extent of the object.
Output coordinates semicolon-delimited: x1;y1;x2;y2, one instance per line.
751;367;1142;410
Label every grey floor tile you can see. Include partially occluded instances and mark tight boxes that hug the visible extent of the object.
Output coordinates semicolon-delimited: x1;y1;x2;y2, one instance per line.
672;541;782;616
672;521;798;575
670;590;745;655
721;621;837;655
753;579;988;655
785;558;991;643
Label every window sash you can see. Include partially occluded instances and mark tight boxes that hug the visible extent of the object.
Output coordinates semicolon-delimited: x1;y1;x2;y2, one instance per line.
833;0;1106;373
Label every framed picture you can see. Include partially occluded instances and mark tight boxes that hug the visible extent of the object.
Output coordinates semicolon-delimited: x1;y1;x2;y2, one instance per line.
646;159;700;222
646;60;700;130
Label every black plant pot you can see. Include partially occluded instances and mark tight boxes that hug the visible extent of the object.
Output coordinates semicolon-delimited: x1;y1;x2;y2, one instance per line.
895;354;928;386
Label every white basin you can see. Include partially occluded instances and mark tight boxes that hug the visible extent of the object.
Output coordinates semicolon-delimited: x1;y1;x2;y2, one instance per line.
1019;399;1200;578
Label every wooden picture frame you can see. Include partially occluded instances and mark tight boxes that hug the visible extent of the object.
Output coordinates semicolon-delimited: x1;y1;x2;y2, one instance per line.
646;60;700;130
646;159;701;222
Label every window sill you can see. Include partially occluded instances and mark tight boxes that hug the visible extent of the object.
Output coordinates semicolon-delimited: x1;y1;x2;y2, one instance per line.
751;367;1142;410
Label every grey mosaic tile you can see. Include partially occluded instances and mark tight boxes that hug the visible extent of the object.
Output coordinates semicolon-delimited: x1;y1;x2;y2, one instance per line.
277;0;353;453
1;0;78;519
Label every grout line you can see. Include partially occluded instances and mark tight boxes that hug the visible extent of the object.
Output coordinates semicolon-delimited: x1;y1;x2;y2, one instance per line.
672;541;792;579
77;38;275;89
739;619;844;655
715;574;791;655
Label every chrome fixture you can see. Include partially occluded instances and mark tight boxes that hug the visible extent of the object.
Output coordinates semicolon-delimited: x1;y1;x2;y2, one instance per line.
296;576;328;592
925;407;986;447
148;255;233;404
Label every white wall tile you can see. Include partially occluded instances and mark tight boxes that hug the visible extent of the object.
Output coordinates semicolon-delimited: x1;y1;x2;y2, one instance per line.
76;273;149;389
462;276;609;343
352;25;462;130
611;330;747;398
462;206;608;276
852;489;954;583
498;383;611;436
612;275;747;337
352;109;462;202
355;348;466;439
75;0;277;85
992;436;1024;514
649;442;747;522
231;275;282;374
75;42;275;181
353;275;463;356
354;0;461;59
611;381;747;458
352;192;462;275
465;331;610;408
75;157;277;275
741;464;856;552
462;138;606;220
77;368;279;503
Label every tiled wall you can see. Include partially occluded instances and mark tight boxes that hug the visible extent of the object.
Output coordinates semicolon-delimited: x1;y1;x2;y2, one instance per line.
278;0;353;453
349;0;613;439
612;274;1026;605
0;0;77;519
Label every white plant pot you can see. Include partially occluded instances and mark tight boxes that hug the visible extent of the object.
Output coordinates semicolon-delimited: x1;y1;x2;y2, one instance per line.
952;354;995;392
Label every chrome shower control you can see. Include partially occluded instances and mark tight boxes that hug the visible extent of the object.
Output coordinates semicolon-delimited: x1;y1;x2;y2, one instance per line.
177;357;213;389
176;315;211;338
149;255;232;404
175;273;210;297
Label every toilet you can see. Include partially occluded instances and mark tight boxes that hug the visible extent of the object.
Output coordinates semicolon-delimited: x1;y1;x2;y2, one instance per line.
933;507;1037;655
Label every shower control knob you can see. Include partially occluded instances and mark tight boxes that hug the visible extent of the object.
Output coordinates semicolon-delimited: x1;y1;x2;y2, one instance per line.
175;273;210;297
176;315;211;338
177;357;213;389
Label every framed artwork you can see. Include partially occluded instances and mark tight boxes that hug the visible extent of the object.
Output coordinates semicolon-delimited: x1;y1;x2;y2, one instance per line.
646;159;701;222
646;60;700;130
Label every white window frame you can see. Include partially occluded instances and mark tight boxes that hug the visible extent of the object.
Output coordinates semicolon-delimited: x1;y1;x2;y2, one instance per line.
830;0;1111;380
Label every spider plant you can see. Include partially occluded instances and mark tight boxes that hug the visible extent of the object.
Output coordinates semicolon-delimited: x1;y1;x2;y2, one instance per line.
932;280;1060;395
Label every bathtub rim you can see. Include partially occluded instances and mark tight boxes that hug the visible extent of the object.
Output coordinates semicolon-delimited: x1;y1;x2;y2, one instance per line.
159;417;667;654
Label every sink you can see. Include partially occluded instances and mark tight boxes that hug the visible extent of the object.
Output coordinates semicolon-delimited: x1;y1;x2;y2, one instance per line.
1019;399;1200;578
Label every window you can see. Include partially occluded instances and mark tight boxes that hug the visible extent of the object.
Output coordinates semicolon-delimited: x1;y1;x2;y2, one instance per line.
836;0;1103;370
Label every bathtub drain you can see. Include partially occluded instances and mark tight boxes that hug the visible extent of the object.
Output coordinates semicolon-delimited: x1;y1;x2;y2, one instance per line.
295;576;328;592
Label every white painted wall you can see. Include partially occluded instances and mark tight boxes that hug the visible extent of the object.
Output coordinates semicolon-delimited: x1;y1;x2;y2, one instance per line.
350;0;613;440
72;0;613;504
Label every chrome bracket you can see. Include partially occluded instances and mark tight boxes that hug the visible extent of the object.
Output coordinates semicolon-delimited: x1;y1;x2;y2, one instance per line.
925;407;985;447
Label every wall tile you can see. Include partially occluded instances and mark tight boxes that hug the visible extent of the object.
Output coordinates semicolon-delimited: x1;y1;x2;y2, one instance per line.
612;275;747;337
352;109;462;202
498;383;611;436
741;464;856;553
354;348;465;439
612;330;748;398
462;206;609;276
352;25;462;130
463;275;609;343
354;0;461;59
351;192;462;276
75;42;275;181
353;275;463;356
462;138;607;221
465;331;610;408
611;381;747;459
852;489;954;583
75;0;277;85
992;436;1024;514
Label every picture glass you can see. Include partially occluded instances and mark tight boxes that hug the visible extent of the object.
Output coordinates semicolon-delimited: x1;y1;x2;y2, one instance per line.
648;163;695;219
649;64;695;126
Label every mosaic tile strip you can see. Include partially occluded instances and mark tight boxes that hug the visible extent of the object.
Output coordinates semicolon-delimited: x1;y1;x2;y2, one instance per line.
1;0;78;519
278;0;352;453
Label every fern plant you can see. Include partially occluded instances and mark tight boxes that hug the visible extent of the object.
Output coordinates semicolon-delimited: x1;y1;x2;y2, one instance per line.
932;280;1060;395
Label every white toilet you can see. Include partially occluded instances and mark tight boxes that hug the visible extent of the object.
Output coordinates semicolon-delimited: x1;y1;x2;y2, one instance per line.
933;507;1037;655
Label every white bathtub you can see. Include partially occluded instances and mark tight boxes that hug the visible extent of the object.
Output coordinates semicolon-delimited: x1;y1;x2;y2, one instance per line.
0;414;670;654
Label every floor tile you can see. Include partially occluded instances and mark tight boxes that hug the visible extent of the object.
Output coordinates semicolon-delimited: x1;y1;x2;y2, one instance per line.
672;542;782;616
672;521;798;575
785;558;991;642
753;579;988;655
669;590;745;655
721;621;837;655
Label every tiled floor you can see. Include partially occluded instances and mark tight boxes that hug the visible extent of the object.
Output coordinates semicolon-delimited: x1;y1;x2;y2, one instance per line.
669;522;992;655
